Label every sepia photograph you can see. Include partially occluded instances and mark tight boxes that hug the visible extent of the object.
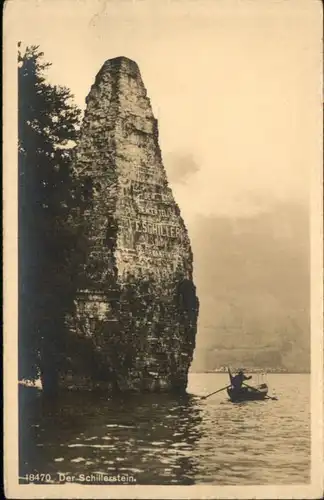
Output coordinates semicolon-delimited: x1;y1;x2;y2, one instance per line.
3;0;323;498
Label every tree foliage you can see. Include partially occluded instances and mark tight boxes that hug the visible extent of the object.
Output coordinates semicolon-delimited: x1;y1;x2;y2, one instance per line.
18;43;82;388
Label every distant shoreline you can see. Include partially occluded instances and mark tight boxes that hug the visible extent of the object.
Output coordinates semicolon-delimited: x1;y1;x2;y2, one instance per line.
18;370;310;391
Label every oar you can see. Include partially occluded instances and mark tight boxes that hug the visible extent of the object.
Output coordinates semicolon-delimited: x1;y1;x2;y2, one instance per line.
201;384;231;400
242;382;278;401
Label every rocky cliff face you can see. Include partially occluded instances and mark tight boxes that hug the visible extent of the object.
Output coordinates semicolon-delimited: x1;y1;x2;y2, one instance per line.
64;57;199;392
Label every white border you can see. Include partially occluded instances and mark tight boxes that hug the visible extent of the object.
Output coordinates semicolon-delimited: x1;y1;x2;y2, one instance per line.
3;0;323;498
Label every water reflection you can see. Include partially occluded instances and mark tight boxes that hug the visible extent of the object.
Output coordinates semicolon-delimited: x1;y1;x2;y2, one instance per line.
20;387;204;484
19;374;311;485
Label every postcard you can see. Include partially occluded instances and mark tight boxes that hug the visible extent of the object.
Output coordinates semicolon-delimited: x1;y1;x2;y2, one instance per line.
3;0;323;498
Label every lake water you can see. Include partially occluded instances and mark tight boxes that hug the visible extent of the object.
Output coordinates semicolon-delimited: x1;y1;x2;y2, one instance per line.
19;373;310;485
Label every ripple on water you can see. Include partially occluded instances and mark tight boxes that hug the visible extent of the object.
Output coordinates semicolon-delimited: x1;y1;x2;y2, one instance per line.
21;374;310;485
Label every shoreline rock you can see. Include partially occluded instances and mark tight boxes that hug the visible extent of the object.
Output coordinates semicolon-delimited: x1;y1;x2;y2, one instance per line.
59;57;199;393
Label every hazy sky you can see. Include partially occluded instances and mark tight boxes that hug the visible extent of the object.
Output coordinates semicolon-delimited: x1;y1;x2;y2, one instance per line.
7;0;322;222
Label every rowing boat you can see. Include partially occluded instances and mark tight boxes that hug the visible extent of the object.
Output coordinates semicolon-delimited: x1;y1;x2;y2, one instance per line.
227;383;268;402
201;371;277;401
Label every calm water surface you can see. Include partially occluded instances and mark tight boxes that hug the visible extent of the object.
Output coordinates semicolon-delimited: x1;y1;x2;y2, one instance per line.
20;373;310;485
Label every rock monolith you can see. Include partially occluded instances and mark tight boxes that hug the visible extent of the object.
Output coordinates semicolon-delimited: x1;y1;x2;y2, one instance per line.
63;57;199;392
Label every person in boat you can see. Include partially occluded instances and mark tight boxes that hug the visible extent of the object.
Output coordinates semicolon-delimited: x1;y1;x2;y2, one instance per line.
231;370;252;390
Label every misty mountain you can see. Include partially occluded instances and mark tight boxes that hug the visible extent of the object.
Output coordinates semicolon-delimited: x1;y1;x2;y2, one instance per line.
189;202;309;372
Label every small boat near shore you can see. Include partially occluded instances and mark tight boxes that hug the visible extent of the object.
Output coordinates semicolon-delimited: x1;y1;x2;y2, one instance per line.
227;367;271;402
201;368;277;402
227;383;268;402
